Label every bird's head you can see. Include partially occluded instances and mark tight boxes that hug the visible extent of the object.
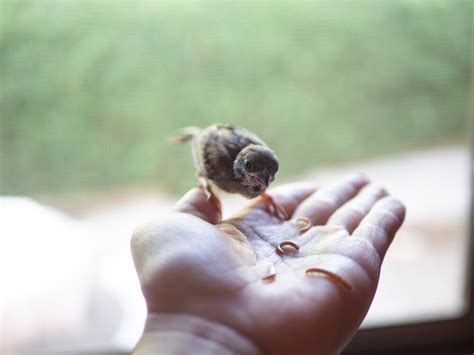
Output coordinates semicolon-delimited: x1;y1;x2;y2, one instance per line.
233;144;279;198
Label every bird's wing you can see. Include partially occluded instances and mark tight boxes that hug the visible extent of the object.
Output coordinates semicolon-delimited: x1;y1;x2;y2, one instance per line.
191;131;208;177
229;126;267;147
196;127;234;181
197;124;268;182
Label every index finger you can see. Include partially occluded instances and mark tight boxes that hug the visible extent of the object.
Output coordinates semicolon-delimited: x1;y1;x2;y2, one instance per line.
247;181;318;218
293;173;370;225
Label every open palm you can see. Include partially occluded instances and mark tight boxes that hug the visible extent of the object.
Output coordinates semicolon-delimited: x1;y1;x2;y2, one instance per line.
131;174;405;355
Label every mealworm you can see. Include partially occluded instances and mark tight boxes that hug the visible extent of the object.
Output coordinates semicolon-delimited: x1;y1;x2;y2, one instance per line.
276;240;300;256
262;273;276;283
296;217;312;234
305;267;353;292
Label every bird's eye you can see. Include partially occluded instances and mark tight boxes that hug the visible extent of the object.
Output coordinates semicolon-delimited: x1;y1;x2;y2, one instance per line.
244;160;252;170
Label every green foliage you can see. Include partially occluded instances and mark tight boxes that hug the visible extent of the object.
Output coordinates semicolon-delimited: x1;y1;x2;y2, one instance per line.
0;0;472;194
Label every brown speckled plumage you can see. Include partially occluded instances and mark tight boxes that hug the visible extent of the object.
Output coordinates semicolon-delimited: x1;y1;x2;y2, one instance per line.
174;123;280;200
198;124;265;178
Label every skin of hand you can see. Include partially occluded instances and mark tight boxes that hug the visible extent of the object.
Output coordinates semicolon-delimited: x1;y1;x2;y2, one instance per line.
131;174;405;355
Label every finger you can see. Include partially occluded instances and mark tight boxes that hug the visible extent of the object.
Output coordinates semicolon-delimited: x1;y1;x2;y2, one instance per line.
293;173;370;225
326;184;388;233
249;182;318;218
172;186;222;224
352;196;406;259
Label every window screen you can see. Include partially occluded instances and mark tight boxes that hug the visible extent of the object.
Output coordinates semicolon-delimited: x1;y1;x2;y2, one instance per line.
0;0;472;353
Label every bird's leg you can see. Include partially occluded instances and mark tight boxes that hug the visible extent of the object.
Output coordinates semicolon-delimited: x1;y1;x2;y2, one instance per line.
197;174;221;213
260;192;288;220
197;174;213;199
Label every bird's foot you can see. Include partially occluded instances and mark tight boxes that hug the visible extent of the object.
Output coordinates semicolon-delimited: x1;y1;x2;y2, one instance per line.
202;185;212;200
197;175;213;199
197;178;221;213
260;192;288;220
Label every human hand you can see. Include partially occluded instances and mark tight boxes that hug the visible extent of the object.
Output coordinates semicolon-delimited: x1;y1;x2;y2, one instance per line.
131;174;405;355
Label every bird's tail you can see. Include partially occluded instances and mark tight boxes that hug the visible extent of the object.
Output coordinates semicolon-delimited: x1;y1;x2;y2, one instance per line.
169;126;201;144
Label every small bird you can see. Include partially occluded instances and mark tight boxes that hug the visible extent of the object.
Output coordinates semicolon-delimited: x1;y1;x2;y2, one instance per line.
172;123;287;219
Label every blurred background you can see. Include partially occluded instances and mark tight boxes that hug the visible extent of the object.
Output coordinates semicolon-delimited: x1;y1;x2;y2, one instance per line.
0;0;472;353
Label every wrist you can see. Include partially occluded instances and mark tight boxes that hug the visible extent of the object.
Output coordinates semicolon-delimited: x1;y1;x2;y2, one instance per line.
132;313;262;355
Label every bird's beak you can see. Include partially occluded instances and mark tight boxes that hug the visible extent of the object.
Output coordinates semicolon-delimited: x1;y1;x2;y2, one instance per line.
257;171;272;186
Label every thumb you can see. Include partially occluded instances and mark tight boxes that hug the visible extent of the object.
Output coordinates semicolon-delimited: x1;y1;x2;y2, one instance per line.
172;186;222;225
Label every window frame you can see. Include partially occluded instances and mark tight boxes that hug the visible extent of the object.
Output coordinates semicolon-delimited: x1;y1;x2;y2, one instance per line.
345;90;474;354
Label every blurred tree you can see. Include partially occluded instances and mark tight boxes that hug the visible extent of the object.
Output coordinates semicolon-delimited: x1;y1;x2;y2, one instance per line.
0;0;471;195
